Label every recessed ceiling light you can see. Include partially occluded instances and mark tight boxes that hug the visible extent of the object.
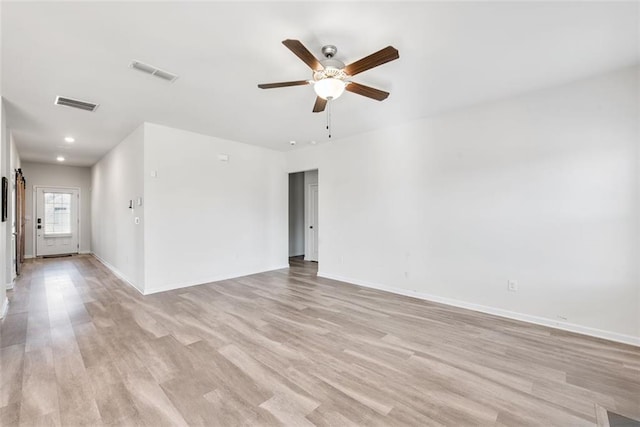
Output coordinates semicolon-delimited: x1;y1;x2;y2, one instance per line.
56;156;65;162
289;140;296;146
64;136;75;143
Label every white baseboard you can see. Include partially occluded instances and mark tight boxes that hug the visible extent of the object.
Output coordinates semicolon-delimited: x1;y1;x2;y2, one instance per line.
91;254;288;297
6;281;14;291
318;271;640;348
25;251;90;258
0;297;8;319
90;253;144;295
144;265;290;295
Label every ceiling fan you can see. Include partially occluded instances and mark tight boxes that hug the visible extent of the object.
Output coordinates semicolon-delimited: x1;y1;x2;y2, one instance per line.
258;39;399;113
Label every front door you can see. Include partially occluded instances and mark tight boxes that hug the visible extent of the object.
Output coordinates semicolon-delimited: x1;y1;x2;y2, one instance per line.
35;187;79;257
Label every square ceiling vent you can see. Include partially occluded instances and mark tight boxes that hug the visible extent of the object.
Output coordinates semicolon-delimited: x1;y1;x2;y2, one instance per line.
130;60;178;82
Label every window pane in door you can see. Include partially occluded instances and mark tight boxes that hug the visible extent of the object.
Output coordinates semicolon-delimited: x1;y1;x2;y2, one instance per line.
44;192;72;235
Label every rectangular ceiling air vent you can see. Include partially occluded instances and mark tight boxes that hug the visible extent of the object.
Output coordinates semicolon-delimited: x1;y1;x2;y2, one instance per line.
130;60;178;82
54;96;99;112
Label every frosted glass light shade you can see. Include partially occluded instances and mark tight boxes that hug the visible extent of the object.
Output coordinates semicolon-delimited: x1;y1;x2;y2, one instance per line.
314;78;346;100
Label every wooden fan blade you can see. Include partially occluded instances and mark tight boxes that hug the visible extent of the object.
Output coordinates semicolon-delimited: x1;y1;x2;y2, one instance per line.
258;80;309;89
312;97;327;113
345;82;390;101
282;39;323;71
344;46;399;77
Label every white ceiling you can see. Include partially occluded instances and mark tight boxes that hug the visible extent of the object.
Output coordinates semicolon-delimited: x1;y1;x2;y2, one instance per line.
2;1;638;166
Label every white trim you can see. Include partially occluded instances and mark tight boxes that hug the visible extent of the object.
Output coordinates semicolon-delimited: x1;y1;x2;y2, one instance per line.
144;265;290;295
6;281;14;291
32;185;82;257
305;182;319;262
24;253;86;259
91;253;144;295
0;297;8;319
93;254;288;296
11;233;17;282
317;271;640;348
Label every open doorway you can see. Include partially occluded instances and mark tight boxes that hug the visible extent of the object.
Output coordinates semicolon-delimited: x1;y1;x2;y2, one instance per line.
289;169;318;270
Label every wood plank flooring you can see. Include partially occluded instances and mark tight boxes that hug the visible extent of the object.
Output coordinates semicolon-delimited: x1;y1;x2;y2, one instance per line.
1;255;638;426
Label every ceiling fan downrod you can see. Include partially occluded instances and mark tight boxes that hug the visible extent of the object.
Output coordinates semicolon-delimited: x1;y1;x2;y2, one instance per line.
322;45;338;59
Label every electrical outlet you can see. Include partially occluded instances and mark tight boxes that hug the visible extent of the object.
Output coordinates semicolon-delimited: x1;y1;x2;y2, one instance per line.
507;280;518;292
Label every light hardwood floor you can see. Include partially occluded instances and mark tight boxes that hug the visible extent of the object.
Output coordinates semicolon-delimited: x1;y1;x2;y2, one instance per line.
1;255;638;426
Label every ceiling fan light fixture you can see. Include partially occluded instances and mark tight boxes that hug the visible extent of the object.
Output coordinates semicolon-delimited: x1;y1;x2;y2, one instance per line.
258;40;398;113
314;77;346;100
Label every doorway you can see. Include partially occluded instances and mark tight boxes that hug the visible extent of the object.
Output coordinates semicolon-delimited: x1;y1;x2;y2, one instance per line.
35;186;80;257
288;169;318;264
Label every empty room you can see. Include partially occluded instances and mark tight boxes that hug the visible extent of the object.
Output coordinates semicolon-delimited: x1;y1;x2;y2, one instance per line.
0;1;638;426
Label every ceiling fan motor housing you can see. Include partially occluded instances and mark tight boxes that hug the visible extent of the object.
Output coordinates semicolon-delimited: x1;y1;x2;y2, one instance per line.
314;60;347;82
315;58;347;87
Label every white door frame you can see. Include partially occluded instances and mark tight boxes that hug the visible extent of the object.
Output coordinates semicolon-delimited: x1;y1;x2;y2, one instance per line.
32;185;82;257
305;183;319;262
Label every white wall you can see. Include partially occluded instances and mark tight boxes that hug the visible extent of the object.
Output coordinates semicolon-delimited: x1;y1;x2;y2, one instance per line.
2;129;10;288
143;123;287;294
0;95;18;300
289;172;304;257
0;97;19;302
636;63;640;339
0;99;7;315
9;134;20;282
0;4;5;317
91;125;145;292
287;65;640;344
11;136;20;177
21;162;92;257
